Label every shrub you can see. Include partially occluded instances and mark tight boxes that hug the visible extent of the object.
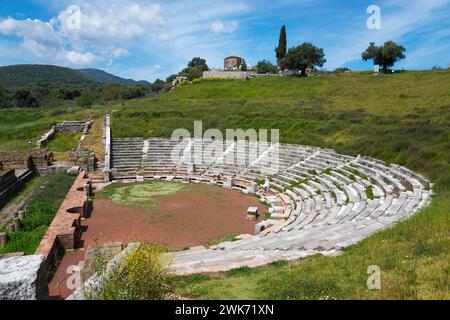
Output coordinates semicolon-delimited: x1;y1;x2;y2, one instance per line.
86;245;170;300
76;93;95;108
256;60;277;74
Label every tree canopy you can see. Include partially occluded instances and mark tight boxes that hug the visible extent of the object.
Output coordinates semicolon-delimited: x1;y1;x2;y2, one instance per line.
241;60;248;71
256;60;277;74
0;85;7;108
362;41;406;72
76;92;94;108
187;57;209;71
275;25;287;67
179;57;209;81
279;43;326;76
12;89;39;108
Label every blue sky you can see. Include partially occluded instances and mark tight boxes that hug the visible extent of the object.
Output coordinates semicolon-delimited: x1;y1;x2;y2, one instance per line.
0;0;449;81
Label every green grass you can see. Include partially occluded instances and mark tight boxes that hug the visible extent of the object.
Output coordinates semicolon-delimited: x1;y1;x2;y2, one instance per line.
0;173;75;255
145;71;448;300
99;181;187;210
0;104;110;154
46;133;81;152
171;192;449;300
0;70;449;299
0;175;45;211
365;186;375;200
205;234;239;247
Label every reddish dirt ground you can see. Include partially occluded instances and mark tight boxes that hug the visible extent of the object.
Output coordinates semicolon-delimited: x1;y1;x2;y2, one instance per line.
49;183;266;299
48;250;85;300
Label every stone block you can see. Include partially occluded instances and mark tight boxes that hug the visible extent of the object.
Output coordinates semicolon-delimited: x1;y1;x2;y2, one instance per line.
247;206;259;221
0;255;49;300
13;218;21;232
0;232;6;248
247;182;258;194
7;224;14;233
224;178;234;188
66;166;80;176
187;163;196;174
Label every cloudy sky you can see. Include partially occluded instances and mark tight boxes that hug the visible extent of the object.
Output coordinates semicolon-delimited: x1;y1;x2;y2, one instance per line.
0;0;449;81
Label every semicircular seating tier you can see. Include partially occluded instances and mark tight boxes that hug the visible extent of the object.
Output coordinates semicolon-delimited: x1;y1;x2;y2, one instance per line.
108;137;433;274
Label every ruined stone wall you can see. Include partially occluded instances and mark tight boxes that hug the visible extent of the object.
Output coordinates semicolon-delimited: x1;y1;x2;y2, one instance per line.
35;171;91;268
0;152;31;170
54;121;91;134
203;70;255;80
37;120;92;148
31;151;53;168
0;170;17;193
0;170;33;210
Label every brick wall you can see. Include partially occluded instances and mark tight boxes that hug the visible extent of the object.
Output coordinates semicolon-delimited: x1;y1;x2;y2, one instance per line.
35;172;91;268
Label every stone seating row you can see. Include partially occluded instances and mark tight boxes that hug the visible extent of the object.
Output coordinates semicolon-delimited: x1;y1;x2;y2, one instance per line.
108;138;432;274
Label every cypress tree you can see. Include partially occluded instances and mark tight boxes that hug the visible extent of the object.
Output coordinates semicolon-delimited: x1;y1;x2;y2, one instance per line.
275;25;287;67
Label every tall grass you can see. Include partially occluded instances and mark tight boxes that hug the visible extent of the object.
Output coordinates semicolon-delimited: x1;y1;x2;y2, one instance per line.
0;173;75;254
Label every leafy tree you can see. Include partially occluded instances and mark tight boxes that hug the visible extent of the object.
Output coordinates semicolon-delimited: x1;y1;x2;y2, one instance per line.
12;89;39;108
362;41;406;72
241;60;248;71
180;66;204;81
122;86;145;99
334;67;351;73
102;84;122;101
180;57;209;81
187;57;209;71
151;79;168;92
279;42;326;76
166;74;177;83
76;92;95;108
275;25;287;67
256;60;277;74
57;88;81;100
0;85;7;108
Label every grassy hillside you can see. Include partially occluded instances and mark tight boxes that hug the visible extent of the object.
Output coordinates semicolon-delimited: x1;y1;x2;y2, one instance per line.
110;70;449;299
0;70;448;299
0;105;109;154
113;71;449;186
0;65;94;87
77;68;149;85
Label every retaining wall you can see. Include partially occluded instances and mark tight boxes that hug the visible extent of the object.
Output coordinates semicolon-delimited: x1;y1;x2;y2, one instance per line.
203;70;255;80
35;171;91;269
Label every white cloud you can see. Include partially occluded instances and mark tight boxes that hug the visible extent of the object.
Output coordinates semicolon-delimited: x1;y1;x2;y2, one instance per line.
111;48;129;59
65;51;98;65
0;2;167;67
325;0;450;69
211;20;239;33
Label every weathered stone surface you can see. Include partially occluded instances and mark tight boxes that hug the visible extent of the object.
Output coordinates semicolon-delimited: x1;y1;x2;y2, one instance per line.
67;243;140;300
0;232;6;248
107;137;432;274
66;166;80;176
0;255;48;300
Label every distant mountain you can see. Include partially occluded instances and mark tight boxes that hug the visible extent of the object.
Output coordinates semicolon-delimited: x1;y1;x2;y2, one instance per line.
0;64;94;87
0;64;150;87
77;68;149;85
